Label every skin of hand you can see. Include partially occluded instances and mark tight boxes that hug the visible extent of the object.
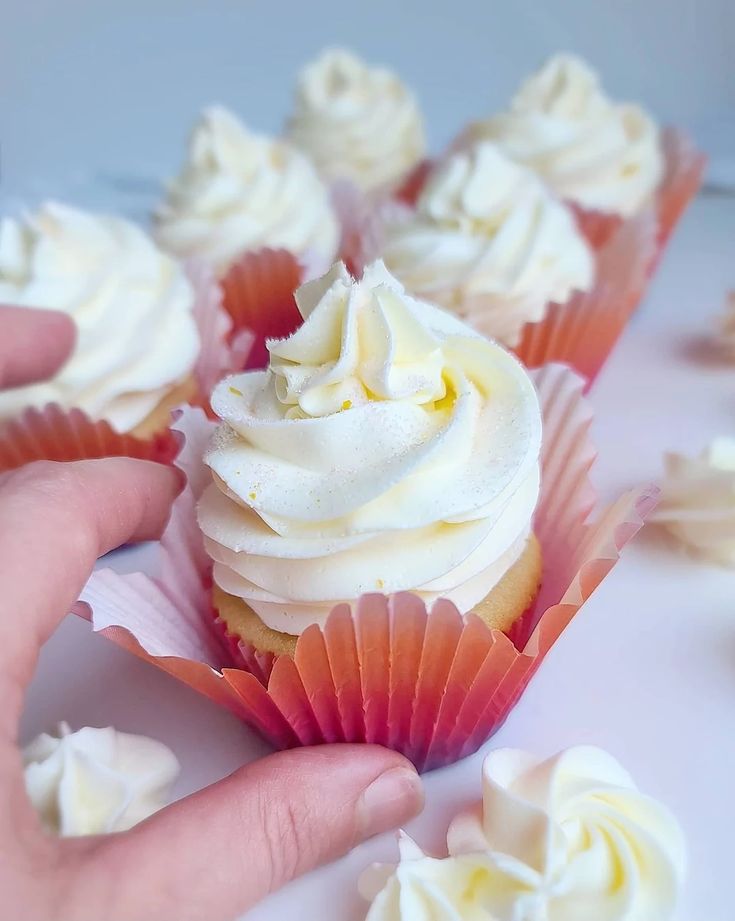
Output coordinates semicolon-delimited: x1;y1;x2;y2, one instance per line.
0;306;425;921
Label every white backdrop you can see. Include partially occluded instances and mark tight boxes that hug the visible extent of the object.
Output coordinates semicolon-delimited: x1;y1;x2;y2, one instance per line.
2;0;733;208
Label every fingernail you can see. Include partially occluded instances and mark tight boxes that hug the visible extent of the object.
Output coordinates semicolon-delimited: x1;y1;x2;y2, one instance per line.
357;767;424;840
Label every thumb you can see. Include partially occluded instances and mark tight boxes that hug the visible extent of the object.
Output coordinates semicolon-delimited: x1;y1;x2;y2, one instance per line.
67;745;424;921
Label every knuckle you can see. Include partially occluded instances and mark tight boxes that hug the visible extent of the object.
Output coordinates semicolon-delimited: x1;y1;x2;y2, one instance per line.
254;785;317;892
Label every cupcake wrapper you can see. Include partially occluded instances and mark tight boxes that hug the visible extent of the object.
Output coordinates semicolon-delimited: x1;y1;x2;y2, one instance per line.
654;127;707;258
513;210;657;384
0;265;235;472
220;248;304;371
75;363;656;772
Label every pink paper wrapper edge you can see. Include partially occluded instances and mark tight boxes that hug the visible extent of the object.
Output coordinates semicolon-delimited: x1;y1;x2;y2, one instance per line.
76;364;656;771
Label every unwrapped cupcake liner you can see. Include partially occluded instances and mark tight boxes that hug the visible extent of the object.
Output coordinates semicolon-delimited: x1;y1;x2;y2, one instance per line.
0;264;238;472
75;363;655;772
513;208;657;384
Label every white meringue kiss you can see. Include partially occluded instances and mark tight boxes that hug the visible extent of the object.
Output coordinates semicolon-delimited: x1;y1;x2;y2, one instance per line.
23;722;179;836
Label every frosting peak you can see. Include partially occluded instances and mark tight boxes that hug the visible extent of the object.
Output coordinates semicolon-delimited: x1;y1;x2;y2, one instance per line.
382;142;594;346
362;747;686;921
154;106;339;275
287;49;426;193
465;53;664;217
23;722;179;836
0;202;200;431
199;261;542;635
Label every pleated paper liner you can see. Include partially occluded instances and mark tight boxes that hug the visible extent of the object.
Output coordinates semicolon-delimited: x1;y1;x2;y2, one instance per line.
512;208;657;385
220;248;304;371
75;363;656;772
0;263;238;473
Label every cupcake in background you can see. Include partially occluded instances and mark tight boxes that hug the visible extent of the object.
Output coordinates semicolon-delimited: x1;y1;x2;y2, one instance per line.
466;54;663;221
457;53;703;251
381;141;595;348
0;202;200;437
199;261;543;656
154;105;340;277
286;48;426;196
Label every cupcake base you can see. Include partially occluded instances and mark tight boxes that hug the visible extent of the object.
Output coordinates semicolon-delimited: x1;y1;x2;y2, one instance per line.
214;534;542;658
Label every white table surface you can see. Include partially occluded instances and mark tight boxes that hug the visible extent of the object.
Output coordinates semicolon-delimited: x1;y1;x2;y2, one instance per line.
20;194;735;920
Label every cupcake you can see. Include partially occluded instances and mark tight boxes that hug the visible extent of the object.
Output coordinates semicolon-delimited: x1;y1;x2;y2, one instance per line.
198;261;543;656
459;53;703;251
381;141;595;348
78;345;654;771
0;202;200;438
154;105;340;277
286;48;426;196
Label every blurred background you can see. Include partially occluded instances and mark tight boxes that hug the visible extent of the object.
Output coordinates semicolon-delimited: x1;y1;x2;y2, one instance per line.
2;0;733;214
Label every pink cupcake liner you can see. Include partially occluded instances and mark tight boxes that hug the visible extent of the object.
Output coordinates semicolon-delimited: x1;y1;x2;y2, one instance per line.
0;265;237;472
220;248;304;371
75;363;655;772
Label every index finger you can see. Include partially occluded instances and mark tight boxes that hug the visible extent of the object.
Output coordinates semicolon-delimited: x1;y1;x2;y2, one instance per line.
0;458;182;737
0;305;76;388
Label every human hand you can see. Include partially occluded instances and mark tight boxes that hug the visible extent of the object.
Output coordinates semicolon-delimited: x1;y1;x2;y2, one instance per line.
0;309;424;921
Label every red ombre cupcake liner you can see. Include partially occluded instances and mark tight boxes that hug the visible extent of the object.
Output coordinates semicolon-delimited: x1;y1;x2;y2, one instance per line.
75;364;656;772
513;210;657;385
0;405;179;472
220;248;304;371
0;265;239;472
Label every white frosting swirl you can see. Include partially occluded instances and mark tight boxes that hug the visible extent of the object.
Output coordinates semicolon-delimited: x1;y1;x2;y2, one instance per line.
360;833;492;921
199;260;541;635
447;747;686;921
0;202;200;432
652;437;735;566
362;747;685;921
382;142;594;347
287;49;426;193
23;722;179;836
154;106;339;275
466;53;664;218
